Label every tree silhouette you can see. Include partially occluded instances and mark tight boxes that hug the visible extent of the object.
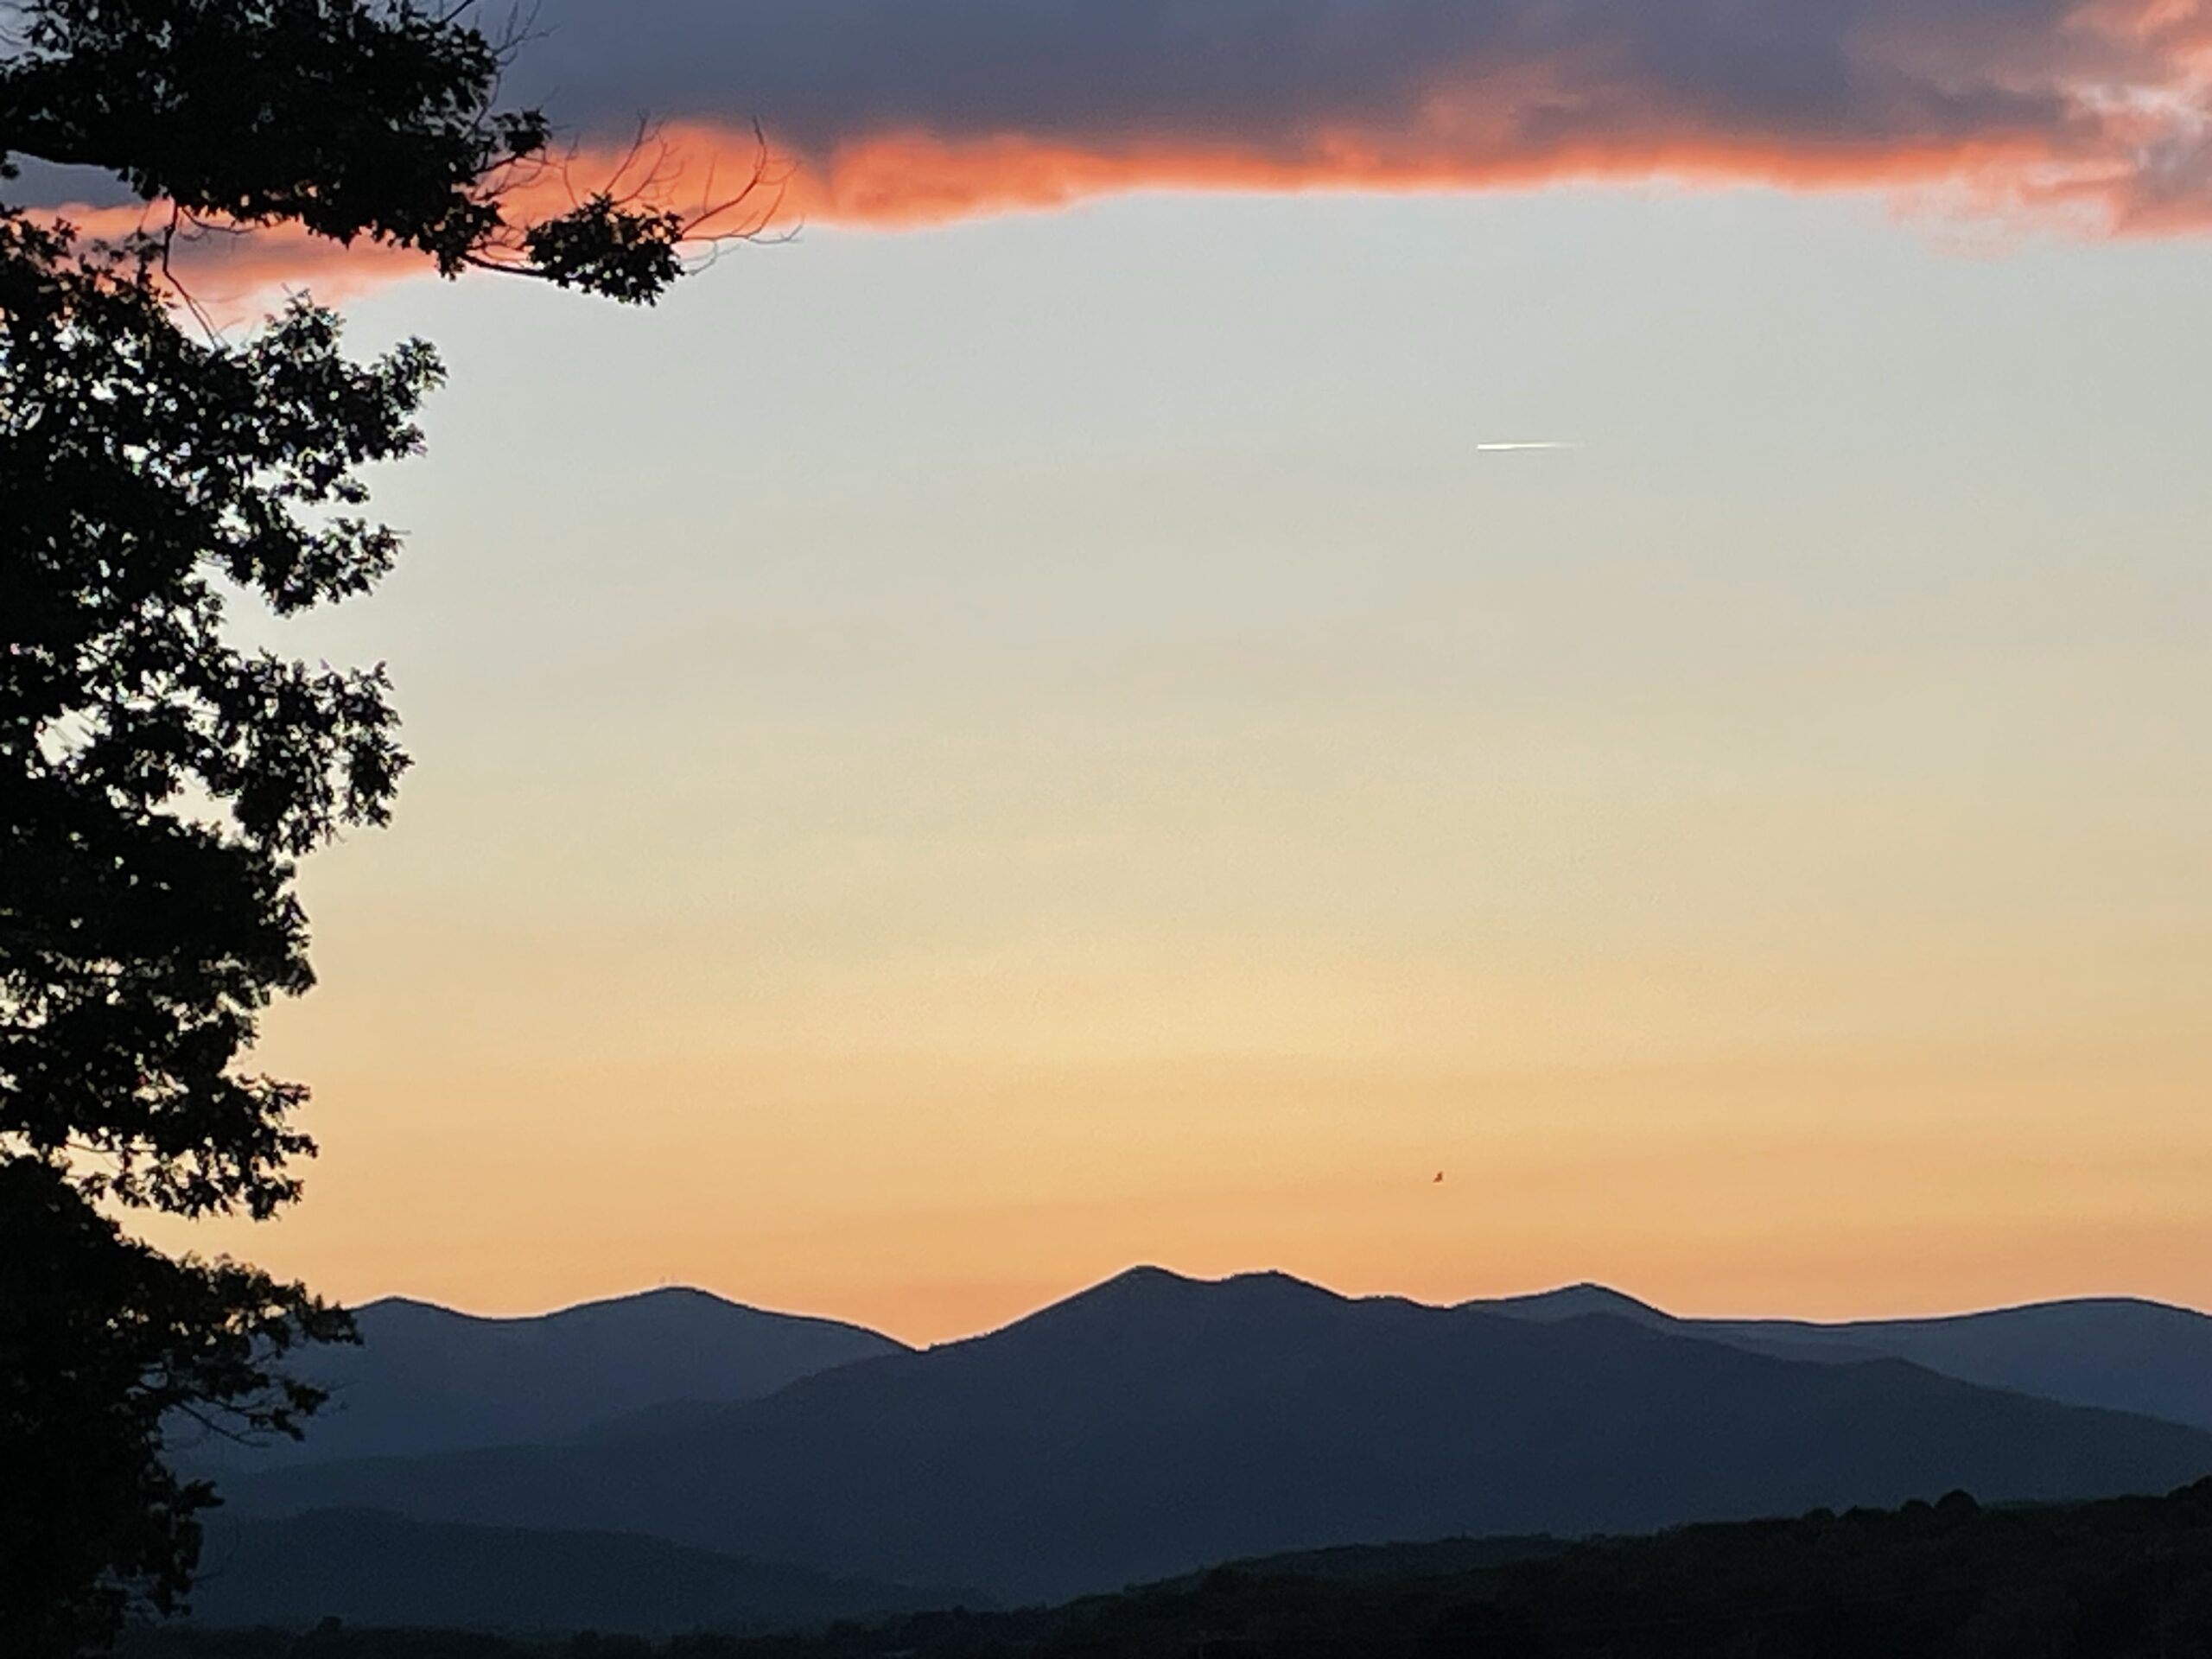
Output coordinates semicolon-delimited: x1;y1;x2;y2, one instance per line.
1;3;753;1649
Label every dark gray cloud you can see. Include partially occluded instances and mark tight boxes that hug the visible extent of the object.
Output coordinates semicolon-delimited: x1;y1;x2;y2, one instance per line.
475;0;2211;226
16;0;2210;234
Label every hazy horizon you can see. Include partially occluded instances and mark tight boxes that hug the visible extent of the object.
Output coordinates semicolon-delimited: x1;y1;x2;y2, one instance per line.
328;1260;2212;1350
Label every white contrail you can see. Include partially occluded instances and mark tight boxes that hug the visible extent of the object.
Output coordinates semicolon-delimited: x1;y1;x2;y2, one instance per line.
1476;441;1580;452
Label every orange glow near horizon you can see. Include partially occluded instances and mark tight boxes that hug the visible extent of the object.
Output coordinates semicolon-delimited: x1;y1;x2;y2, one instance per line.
137;1030;2212;1347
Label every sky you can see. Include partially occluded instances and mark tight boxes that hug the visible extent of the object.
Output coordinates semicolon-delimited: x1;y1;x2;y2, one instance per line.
125;2;2212;1347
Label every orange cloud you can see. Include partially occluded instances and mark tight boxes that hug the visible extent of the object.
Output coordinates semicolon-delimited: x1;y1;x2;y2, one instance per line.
779;127;2081;230
24;0;2212;313
33;201;424;315
530;0;2212;235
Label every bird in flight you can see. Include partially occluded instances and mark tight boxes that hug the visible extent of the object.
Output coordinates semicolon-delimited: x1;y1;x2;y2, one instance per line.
1433;1171;1445;1184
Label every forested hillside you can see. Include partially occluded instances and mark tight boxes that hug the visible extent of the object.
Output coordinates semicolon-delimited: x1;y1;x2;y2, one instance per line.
126;1478;2212;1657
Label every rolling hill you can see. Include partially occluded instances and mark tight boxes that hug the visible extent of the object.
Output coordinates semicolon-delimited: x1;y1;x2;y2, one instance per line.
226;1267;2212;1602
1474;1284;2212;1431
126;1480;2212;1656
182;1509;965;1634
173;1286;906;1472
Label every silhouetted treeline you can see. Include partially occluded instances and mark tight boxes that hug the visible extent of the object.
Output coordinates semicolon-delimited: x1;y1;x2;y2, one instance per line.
123;1477;2212;1657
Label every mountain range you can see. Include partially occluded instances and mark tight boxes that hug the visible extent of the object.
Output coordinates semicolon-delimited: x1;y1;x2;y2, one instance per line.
1471;1282;2212;1433
171;1286;905;1472
215;1267;2212;1612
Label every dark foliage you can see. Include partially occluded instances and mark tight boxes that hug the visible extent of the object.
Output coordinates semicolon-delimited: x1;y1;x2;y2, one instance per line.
111;1479;2212;1658
1;1161;350;1653
172;1510;966;1636
1;209;432;1217
0;194;404;1659
3;2;718;1649
0;0;700;296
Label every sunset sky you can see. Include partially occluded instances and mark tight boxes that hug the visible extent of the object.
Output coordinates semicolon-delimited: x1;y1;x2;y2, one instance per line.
132;0;2212;1346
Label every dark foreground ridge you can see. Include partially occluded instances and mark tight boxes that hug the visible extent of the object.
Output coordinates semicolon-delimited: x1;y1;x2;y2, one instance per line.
178;1511;968;1636
123;1477;2212;1657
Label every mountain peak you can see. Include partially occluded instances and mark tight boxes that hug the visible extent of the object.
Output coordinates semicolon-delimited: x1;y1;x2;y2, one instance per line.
1064;1265;1342;1300
178;1283;907;1478
1100;1264;1203;1293
1470;1282;1673;1325
352;1287;749;1325
986;1265;1351;1345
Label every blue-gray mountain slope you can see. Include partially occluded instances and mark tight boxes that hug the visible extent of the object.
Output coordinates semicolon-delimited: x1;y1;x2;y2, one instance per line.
176;1286;906;1472
226;1268;2212;1603
1474;1284;2212;1432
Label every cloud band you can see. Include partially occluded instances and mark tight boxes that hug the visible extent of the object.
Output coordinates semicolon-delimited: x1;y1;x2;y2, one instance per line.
15;0;2211;305
500;0;2212;230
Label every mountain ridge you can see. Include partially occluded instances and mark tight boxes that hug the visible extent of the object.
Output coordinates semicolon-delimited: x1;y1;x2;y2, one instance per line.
1468;1281;2212;1432
227;1266;2212;1602
173;1284;908;1474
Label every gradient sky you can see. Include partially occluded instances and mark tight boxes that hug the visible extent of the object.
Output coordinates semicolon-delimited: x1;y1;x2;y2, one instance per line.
129;80;2212;1344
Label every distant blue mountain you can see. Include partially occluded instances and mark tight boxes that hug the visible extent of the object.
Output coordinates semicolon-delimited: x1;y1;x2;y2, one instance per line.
226;1267;2212;1604
174;1286;906;1472
1471;1284;2212;1432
